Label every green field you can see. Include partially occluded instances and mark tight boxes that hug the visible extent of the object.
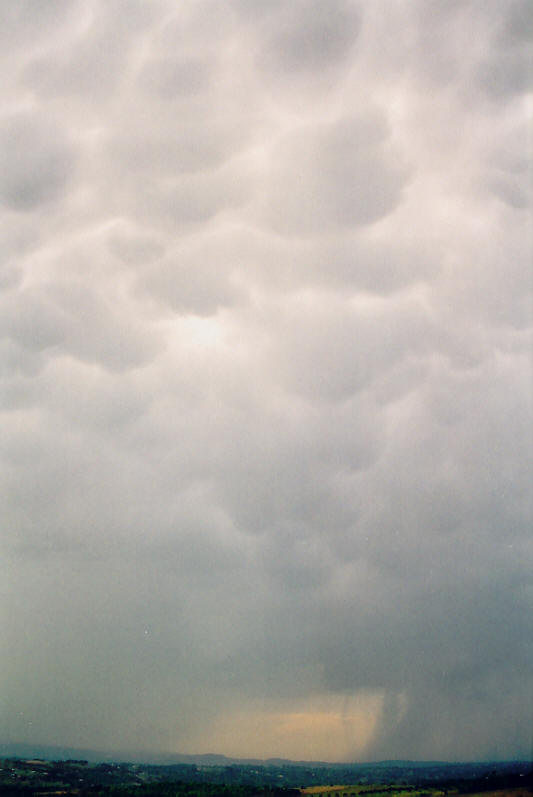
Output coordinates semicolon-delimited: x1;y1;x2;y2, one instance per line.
300;789;532;797
301;787;442;797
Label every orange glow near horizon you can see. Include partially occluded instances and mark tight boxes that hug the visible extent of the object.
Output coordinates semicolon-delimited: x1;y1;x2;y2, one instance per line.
180;691;386;762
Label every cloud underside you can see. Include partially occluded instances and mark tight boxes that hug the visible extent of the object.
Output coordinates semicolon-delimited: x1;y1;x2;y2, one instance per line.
1;0;532;762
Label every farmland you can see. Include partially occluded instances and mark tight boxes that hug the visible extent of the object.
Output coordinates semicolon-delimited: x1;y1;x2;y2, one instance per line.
0;756;530;797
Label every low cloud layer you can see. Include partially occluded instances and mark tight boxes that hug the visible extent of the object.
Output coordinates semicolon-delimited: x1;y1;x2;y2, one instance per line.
1;0;532;762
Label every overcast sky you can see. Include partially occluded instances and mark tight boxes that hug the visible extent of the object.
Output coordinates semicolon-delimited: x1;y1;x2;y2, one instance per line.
1;0;532;763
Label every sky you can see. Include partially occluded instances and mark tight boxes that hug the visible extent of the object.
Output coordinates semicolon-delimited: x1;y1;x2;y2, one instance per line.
1;0;532;764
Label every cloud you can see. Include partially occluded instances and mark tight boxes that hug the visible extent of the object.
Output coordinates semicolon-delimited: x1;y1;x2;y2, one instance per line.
0;111;75;210
0;0;78;51
257;0;361;75
137;55;214;100
1;0;531;764
258;112;409;235
474;0;533;100
1;279;161;371
21;1;157;102
265;290;433;400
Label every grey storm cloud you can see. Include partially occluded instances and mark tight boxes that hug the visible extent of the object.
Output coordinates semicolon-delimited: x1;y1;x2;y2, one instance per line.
1;0;532;764
0;111;75;210
258;112;409;235
257;0;361;73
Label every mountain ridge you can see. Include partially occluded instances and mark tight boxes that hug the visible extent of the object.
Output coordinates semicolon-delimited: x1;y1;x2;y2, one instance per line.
0;742;529;768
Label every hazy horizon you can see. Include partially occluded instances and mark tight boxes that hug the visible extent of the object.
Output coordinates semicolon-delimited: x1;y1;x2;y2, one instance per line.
2;0;532;764
2;739;531;765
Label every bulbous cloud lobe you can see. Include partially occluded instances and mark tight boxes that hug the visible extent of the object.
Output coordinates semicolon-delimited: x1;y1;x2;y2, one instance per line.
259;113;409;235
1;0;531;763
0;111;75;210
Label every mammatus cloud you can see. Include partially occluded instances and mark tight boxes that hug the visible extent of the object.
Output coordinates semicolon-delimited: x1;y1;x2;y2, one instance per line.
0;111;75;210
1;0;532;762
257;112;409;235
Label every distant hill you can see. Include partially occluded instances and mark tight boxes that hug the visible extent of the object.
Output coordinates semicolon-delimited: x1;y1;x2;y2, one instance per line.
0;743;446;767
0;742;530;770
0;743;242;765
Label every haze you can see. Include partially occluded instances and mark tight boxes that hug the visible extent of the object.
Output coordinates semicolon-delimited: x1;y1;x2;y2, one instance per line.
1;0;532;763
